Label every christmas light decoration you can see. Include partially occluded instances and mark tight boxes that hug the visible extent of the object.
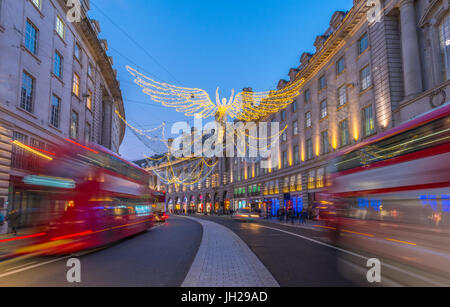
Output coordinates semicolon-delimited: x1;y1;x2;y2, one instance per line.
126;66;305;121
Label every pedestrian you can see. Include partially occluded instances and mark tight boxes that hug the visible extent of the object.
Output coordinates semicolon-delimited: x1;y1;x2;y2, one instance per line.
300;210;307;224
0;212;4;227
6;209;20;235
289;208;295;224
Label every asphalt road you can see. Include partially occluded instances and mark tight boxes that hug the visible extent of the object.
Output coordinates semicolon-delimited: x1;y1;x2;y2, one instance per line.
194;215;450;287
0;217;202;286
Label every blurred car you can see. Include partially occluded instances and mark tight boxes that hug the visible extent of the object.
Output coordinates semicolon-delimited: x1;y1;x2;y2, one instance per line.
233;208;261;222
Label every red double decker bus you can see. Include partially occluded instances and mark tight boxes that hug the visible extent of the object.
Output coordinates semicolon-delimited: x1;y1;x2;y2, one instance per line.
10;139;161;256
325;103;450;227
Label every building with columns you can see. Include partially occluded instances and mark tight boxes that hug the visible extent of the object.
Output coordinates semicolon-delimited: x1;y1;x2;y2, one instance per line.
157;0;450;215
0;0;125;228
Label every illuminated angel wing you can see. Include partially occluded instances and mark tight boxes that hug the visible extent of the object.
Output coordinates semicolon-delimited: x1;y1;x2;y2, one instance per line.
229;77;305;121
126;66;218;118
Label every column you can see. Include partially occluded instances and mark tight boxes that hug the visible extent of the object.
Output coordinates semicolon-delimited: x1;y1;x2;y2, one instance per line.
101;97;113;149
400;0;423;97
0;123;12;234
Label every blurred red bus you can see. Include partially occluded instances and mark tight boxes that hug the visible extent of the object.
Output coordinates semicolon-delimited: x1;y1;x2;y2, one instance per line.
12;139;160;256
324;103;450;227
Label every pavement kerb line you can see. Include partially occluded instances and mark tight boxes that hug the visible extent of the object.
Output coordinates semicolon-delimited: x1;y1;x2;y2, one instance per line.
257;224;446;287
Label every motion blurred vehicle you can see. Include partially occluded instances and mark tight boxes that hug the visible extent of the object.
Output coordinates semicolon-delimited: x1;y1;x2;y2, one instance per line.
318;103;450;279
326;103;450;226
151;191;168;223
9;139;161;257
233;208;261;222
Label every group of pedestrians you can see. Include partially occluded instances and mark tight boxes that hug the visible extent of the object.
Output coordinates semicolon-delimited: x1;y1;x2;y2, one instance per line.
0;209;21;235
273;208;311;225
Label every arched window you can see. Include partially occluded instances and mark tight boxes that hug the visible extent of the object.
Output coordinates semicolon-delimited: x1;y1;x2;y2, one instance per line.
439;13;450;80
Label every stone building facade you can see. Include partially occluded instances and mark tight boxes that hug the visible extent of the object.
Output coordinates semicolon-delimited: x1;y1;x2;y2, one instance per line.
0;0;125;228
161;0;450;215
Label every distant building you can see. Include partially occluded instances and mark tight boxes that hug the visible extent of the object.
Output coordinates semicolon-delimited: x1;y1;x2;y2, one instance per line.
0;0;125;229
164;0;449;215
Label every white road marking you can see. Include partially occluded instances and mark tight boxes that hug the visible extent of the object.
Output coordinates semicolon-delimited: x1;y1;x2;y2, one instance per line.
5;261;37;272
257;224;447;287
0;223;165;279
0;256;70;279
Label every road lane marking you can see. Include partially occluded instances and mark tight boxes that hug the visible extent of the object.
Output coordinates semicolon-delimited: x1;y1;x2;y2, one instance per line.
342;230;375;238
256;224;446;287
0;224;166;279
313;225;337;230
5;261;37;272
0;256;70;279
385;238;417;246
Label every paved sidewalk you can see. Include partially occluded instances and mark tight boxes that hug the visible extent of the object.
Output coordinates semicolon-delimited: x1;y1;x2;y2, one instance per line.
181;216;279;287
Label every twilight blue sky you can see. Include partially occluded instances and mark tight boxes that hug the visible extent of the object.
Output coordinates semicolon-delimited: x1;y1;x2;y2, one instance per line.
89;0;354;161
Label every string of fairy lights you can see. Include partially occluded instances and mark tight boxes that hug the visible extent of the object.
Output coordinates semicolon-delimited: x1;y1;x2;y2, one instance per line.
120;65;307;186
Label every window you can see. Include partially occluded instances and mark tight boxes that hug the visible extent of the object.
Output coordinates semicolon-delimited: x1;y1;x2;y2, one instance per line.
25;20;38;54
293;145;299;164
439;14;450;80
337;57;345;75
282;151;288;168
12;132;28;169
247;166;252;178
359;33;368;54
70;111;79;139
317;168;325;188
297;174;302;191
338;85;347;107
291;100;297;113
321;131;330;154
292;121;298;136
320;100;327;119
306;138;313;160
87;89;93;110
54;51;63;78
281;110;286;121
74;43;81;61
307;169;316;190
20;72;35;113
363;105;375;137
304;89;311;103
56;16;65;39
31;0;41;10
72;73;80;96
50;95;60;128
281;130;287;142
360;66;372;91
319;75;327;90
305;112;312;128
340;119;350;147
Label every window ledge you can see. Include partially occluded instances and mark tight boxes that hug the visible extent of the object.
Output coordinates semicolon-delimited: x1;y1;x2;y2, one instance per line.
320;115;329;122
72;92;81;101
359;85;374;96
27;0;44;19
54;30;67;47
337;103;348;111
51;73;65;86
48;124;62;134
357;47;370;61
21;45;41;64
16;106;38;119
